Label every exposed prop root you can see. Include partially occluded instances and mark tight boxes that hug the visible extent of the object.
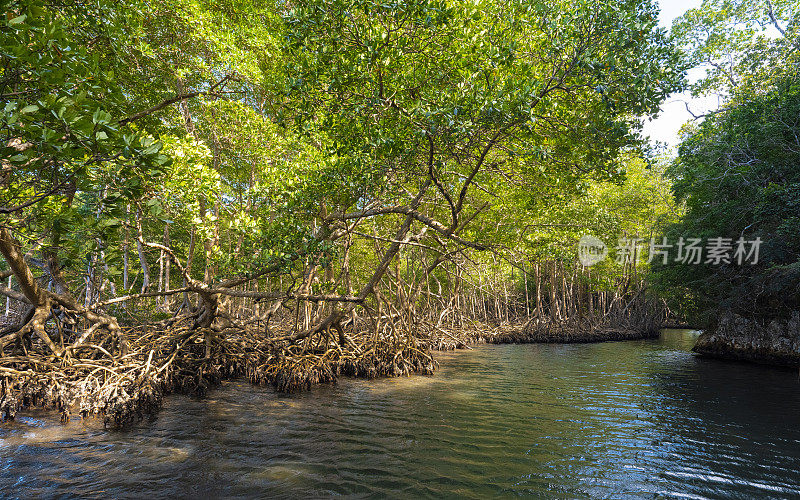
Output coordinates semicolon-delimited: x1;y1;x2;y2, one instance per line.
0;282;665;427
0;315;439;427
422;293;667;347
501;293;667;343
421;291;668;348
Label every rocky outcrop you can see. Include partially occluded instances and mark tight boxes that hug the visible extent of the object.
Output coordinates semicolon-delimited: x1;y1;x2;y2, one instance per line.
693;311;800;366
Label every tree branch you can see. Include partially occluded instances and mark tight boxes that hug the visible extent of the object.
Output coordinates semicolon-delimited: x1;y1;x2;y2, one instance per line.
118;74;234;125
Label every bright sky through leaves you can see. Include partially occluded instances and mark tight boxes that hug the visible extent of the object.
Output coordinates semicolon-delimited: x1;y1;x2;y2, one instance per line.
643;0;712;151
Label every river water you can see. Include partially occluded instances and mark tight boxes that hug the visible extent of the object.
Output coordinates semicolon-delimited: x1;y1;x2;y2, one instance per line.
2;330;800;498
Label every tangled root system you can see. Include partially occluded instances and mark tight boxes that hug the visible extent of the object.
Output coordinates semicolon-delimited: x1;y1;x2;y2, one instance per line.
1;317;439;427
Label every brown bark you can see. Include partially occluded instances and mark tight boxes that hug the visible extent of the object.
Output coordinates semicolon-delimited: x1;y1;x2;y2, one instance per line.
0;227;58;355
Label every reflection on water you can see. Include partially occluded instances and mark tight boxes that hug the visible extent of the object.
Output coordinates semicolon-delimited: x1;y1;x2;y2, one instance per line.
2;330;800;498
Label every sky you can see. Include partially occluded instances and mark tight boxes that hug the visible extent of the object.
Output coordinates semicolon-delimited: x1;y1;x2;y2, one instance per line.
640;0;712;152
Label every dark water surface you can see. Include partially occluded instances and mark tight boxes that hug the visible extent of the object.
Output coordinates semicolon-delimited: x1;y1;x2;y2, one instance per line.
2;330;800;499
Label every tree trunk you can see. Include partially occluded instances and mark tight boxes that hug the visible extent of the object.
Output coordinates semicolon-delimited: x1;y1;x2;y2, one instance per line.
135;228;151;295
0;228;59;355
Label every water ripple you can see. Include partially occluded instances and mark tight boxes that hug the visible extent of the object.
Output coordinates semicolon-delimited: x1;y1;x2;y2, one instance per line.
2;330;800;498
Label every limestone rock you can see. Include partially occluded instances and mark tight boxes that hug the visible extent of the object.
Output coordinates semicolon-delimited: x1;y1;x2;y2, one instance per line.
693;311;800;366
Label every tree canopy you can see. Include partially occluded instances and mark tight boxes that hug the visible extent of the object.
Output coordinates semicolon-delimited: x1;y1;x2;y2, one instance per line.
652;0;800;325
0;0;690;422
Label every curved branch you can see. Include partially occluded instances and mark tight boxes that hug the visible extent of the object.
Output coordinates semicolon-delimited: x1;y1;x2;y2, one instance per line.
119;75;234;125
330;205;487;250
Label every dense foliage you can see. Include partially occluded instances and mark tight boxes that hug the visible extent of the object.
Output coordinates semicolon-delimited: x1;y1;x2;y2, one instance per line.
651;0;800;325
653;74;800;324
0;0;693;422
1;0;681;319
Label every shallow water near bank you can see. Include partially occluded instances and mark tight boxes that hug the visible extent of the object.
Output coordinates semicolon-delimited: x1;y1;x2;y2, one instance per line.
2;329;800;498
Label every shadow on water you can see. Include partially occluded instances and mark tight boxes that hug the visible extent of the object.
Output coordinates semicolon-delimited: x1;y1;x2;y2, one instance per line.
2;329;800;499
